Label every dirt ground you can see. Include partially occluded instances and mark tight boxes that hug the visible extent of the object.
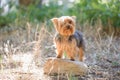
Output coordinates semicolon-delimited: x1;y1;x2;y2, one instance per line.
0;25;120;80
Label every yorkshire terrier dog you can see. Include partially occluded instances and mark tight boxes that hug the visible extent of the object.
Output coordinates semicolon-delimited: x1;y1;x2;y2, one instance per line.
51;16;85;61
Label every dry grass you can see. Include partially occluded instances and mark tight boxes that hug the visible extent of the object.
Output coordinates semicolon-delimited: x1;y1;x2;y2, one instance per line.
0;21;120;80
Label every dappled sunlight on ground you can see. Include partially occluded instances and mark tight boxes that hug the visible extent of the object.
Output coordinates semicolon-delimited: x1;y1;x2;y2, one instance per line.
0;24;120;80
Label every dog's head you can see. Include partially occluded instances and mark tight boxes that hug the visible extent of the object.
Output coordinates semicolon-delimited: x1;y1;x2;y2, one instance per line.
51;16;76;36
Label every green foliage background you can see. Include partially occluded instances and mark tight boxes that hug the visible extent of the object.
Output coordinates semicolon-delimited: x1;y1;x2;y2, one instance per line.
0;0;120;28
69;0;120;27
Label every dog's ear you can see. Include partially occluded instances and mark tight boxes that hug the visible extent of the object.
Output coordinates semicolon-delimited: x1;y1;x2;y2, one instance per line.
51;18;58;27
71;16;76;20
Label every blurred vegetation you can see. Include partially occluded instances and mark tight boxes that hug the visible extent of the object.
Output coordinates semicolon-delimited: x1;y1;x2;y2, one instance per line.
0;0;120;34
0;0;63;27
69;0;120;27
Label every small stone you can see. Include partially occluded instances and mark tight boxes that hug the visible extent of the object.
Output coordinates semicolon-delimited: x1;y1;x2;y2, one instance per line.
43;58;88;76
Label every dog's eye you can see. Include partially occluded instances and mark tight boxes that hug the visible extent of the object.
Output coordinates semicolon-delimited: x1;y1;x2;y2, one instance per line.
69;21;72;24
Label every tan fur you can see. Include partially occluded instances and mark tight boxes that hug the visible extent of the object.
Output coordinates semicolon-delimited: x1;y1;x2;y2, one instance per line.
51;16;84;61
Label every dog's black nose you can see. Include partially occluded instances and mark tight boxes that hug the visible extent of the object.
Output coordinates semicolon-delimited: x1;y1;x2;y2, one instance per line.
67;25;70;29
